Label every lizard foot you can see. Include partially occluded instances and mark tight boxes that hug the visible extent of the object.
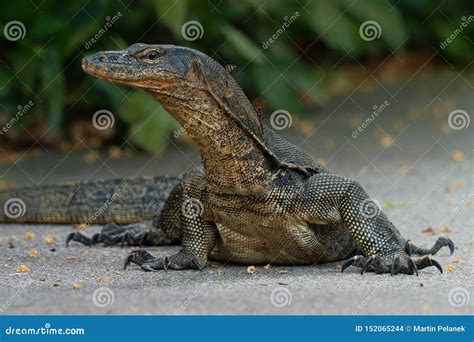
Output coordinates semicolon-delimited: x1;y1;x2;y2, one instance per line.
124;249;205;271
405;237;455;256
66;222;153;247
341;252;443;276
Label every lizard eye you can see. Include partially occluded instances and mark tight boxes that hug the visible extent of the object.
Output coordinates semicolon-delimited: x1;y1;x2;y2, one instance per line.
146;50;160;60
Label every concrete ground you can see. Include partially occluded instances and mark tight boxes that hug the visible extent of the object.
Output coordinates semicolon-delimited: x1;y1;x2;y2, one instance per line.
0;69;472;315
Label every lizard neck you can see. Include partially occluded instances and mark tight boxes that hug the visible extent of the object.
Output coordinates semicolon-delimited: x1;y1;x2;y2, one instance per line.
149;88;273;194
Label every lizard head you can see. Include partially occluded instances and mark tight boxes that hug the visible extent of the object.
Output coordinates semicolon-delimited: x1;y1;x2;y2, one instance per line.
82;43;200;91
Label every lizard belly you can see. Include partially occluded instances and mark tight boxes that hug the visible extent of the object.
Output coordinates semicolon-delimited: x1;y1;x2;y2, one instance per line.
211;216;325;265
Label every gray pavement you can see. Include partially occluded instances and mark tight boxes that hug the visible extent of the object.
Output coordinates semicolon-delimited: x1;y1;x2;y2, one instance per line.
0;69;473;315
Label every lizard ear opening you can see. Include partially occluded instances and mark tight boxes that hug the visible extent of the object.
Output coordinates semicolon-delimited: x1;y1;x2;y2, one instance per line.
187;59;206;85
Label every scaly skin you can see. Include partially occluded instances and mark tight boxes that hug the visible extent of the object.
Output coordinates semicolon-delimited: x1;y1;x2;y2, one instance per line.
81;43;454;274
0;43;454;275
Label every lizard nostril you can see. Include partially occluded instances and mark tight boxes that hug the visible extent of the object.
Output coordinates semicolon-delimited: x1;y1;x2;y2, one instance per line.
97;54;107;62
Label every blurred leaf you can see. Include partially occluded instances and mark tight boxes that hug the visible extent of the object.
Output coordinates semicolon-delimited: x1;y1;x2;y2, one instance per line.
153;0;188;37
221;25;264;63
306;1;359;53
120;90;178;153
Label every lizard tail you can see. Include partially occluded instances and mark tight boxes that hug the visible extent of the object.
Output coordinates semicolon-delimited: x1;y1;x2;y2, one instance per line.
0;176;180;224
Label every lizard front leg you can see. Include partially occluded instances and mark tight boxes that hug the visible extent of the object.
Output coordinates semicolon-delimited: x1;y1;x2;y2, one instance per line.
124;172;218;271
304;174;453;275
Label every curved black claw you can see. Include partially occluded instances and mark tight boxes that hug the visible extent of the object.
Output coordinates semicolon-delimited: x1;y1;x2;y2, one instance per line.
66;232;92;247
416;256;443;274
163;256;170;271
341;255;362;273
390;255;400;276
444;238;455;255
361;255;375;275
405;240;413;256
192;256;205;271
408;258;418;276
123;249;156;270
123;253;134;270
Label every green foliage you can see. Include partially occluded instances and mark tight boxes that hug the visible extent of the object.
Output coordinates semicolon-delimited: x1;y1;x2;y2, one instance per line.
0;0;472;152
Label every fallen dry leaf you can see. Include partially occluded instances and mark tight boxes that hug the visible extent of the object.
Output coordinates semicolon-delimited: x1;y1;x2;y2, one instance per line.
44;235;56;245
454;179;463;190
24;232;35;241
422;227;435;236
278;269;289;275
446;265;454;272
83;152;98;164
452;258;462;264
17;264;29;273
96;277;112;283
247;266;257;274
335;264;342;270
28;250;38;258
439;226;452;233
66;256;77;261
450;150;464;162
72;283;82;290
264;264;272;270
73;223;87;230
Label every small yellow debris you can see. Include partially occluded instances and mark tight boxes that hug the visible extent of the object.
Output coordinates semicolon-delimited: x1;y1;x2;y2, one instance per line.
24;232;35;241
264;264;272;270
83;152;98;164
450;150;464;162
439;226;452;233
108;146;123;159
66;256;77;261
324;139;336;150
380;135;394;148
217;268;225;276
44;235;56;245
73;223;87;230
247;266;257;274
72;283;82;290
452;258;462;264
422;227;435;236
17;264;29;273
278;269;289;275
454;179;463;190
335;264;342;270
446;265;454;272
28;250;38;258
96;277;112;283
